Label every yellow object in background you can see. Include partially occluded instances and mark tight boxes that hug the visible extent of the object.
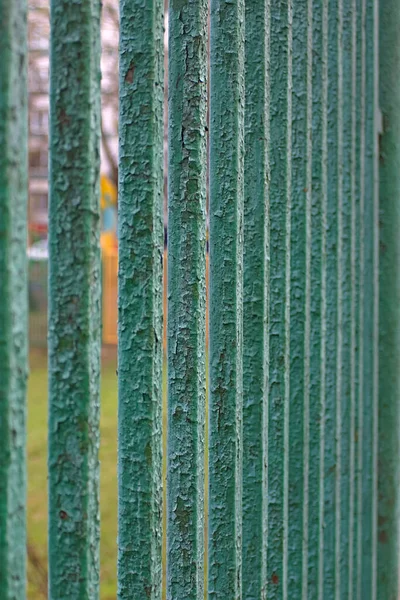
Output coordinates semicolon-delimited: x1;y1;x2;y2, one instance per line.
102;245;118;345
100;174;118;250
100;175;118;344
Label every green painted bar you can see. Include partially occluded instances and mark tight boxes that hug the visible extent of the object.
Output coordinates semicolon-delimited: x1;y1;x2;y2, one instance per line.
242;0;269;597
266;0;291;597
48;0;101;596
208;0;244;597
308;0;328;595
338;0;354;595
167;0;207;598
117;0;164;598
323;0;340;592
0;1;28;597
352;0;363;594
361;0;378;596
378;0;400;593
287;0;311;594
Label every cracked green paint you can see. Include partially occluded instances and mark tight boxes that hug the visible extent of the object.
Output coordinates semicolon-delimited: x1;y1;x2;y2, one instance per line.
117;1;164;598
208;0;244;598
378;0;399;595
323;0;340;592
357;0;378;596
167;0;207;598
337;0;355;596
242;0;269;598
307;0;328;595
48;0;101;597
266;0;291;596
287;0;312;595
0;1;28;598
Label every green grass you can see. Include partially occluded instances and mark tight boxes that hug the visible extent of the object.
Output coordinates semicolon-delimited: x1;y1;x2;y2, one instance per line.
27;352;120;599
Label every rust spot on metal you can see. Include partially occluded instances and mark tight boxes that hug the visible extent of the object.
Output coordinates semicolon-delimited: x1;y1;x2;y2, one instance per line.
125;63;135;84
379;530;388;544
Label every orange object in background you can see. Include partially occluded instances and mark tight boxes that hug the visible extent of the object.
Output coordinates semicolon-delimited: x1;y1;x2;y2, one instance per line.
100;174;118;345
102;245;118;345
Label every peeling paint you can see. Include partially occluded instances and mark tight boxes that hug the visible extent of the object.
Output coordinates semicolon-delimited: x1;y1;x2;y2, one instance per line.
48;0;101;597
117;0;164;598
167;0;207;598
0;1;28;598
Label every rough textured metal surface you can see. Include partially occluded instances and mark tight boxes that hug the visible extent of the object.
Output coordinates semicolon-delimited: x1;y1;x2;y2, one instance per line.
307;0;328;595
0;1;28;597
378;0;399;594
338;0;354;595
287;0;312;594
48;0;101;597
360;0;378;597
323;0;340;592
208;0;245;597
266;0;291;596
242;0;269;598
117;1;164;598
167;0;207;598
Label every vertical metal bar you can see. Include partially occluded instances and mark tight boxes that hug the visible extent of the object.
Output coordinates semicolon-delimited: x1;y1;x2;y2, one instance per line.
352;0;363;594
349;1;358;591
377;0;400;593
242;0;269;597
0;1;28;597
364;0;378;600
308;0;328;596
266;0;292;597
360;0;378;597
48;0;101;596
339;0;355;595
356;0;366;595
287;0;312;594
117;0;164;597
322;0;340;593
167;0;207;598
208;0;245;596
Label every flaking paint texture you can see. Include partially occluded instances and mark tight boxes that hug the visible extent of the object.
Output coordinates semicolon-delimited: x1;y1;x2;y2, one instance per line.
0;1;28;598
242;0;379;597
266;0;292;596
167;0;207;599
208;0;245;598
117;0;164;598
48;0;101;597
378;0;399;595
242;0;269;598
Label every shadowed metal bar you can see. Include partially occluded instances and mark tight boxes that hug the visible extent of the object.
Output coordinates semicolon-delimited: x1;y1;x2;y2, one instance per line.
117;0;164;598
48;0;101;596
378;0;400;593
0;1;28;597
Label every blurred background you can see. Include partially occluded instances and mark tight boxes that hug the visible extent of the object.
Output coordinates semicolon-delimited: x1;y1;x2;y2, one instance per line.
27;2;170;597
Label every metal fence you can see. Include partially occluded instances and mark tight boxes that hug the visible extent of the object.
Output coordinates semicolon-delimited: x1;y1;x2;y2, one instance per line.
1;0;399;598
